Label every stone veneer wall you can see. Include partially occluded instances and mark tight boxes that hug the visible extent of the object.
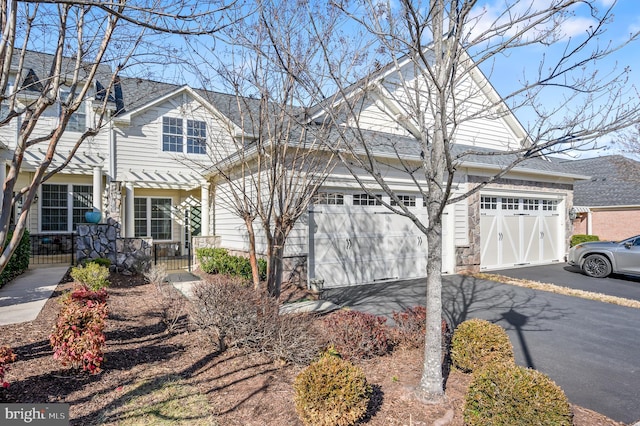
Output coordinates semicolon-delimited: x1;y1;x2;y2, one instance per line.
76;218;152;273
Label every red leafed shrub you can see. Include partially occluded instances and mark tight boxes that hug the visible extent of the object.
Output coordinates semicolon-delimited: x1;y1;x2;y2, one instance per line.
70;286;108;305
322;310;390;360
0;347;17;388
391;306;450;349
50;289;108;374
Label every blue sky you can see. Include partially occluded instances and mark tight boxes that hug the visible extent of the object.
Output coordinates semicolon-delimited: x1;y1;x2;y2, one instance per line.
135;0;640;157
474;0;640;157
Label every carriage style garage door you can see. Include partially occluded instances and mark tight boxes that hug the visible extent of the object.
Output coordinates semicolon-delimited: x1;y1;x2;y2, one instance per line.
480;195;562;270
308;192;451;288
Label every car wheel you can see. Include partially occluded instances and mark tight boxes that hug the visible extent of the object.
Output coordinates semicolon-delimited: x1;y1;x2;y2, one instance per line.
582;254;612;278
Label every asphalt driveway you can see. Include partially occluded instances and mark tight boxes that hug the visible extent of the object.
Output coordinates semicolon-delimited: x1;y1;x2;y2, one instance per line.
492;262;640;302
322;273;640;424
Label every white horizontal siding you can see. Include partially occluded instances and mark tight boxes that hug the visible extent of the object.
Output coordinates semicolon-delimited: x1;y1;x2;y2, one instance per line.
115;94;237;183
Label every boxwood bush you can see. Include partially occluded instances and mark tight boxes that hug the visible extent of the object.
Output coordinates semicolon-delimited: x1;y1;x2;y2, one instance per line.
294;352;372;426
464;362;573;425
196;248;266;281
0;230;31;287
451;318;514;373
570;234;599;247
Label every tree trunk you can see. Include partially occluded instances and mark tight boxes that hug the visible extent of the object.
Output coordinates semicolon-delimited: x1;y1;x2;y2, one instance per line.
266;233;286;298
417;220;445;400
243;216;261;291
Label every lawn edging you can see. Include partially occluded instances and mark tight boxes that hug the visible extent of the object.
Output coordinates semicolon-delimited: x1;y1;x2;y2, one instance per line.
469;273;640;310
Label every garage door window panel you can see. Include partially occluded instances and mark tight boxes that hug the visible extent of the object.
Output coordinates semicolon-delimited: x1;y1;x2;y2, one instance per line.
353;194;382;206
313;192;344;205
391;195;416;207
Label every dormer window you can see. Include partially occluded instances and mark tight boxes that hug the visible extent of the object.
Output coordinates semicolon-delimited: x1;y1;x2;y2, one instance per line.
162;116;207;154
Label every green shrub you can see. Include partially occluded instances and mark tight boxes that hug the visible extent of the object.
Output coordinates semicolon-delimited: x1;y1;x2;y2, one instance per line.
196;248;266;281
0;230;31;287
70;262;110;290
87;257;111;268
322;310;390;360
570;234;599;247
451;319;514;373
294;352;372;426
464;363;573;426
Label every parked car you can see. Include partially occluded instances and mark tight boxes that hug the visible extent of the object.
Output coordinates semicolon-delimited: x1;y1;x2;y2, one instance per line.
567;235;640;278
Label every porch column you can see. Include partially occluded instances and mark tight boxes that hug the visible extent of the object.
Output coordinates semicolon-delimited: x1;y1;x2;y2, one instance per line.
125;182;135;238
587;210;593;235
201;181;210;236
93;166;103;217
0;161;5;213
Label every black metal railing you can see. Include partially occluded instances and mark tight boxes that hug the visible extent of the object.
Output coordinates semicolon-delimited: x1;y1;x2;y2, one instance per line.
153;240;191;272
29;233;75;265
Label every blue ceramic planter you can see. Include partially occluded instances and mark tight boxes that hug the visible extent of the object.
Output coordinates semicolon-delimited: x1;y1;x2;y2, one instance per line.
85;211;102;223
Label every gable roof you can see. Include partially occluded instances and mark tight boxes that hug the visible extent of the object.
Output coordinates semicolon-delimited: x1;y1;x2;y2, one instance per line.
308;43;529;148
113;76;265;135
561;155;640;207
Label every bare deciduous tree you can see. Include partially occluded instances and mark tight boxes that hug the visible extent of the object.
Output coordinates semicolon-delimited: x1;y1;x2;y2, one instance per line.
186;1;343;296
0;0;238;274
306;0;640;400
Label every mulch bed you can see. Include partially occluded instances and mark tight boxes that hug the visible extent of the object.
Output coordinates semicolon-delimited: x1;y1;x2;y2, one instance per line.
0;272;624;425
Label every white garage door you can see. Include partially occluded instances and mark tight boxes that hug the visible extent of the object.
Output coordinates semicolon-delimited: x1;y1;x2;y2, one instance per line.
480;195;562;270
308;192;450;288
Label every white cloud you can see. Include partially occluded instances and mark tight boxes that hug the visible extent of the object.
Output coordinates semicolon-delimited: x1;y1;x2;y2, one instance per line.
464;1;599;44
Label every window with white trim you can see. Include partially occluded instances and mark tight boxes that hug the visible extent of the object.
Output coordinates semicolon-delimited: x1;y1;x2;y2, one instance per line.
522;199;539;211
391;195;416;207
187;120;207;154
162;116;207;154
541;199;558;211
61;91;86;132
162;117;183;152
313;192;344;205
134;197;172;240
353;194;382;206
41;184;92;231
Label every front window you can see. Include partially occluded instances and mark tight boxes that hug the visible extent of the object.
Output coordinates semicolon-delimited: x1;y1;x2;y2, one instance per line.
162;117;183;152
61;90;86;132
41;184;92;231
187;120;207;154
134;197;172;240
162;117;207;154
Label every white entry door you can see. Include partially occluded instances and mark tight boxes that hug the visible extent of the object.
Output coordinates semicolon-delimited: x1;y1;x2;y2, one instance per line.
480;196;562;270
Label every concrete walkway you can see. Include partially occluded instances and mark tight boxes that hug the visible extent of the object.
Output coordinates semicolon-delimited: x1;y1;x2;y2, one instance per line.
166;271;202;298
0;266;70;326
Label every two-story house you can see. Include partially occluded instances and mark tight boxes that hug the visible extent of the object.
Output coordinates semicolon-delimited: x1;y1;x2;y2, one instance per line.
1;50;586;288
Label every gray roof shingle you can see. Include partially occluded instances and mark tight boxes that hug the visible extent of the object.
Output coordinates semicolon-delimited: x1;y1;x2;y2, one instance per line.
560;155;640;206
